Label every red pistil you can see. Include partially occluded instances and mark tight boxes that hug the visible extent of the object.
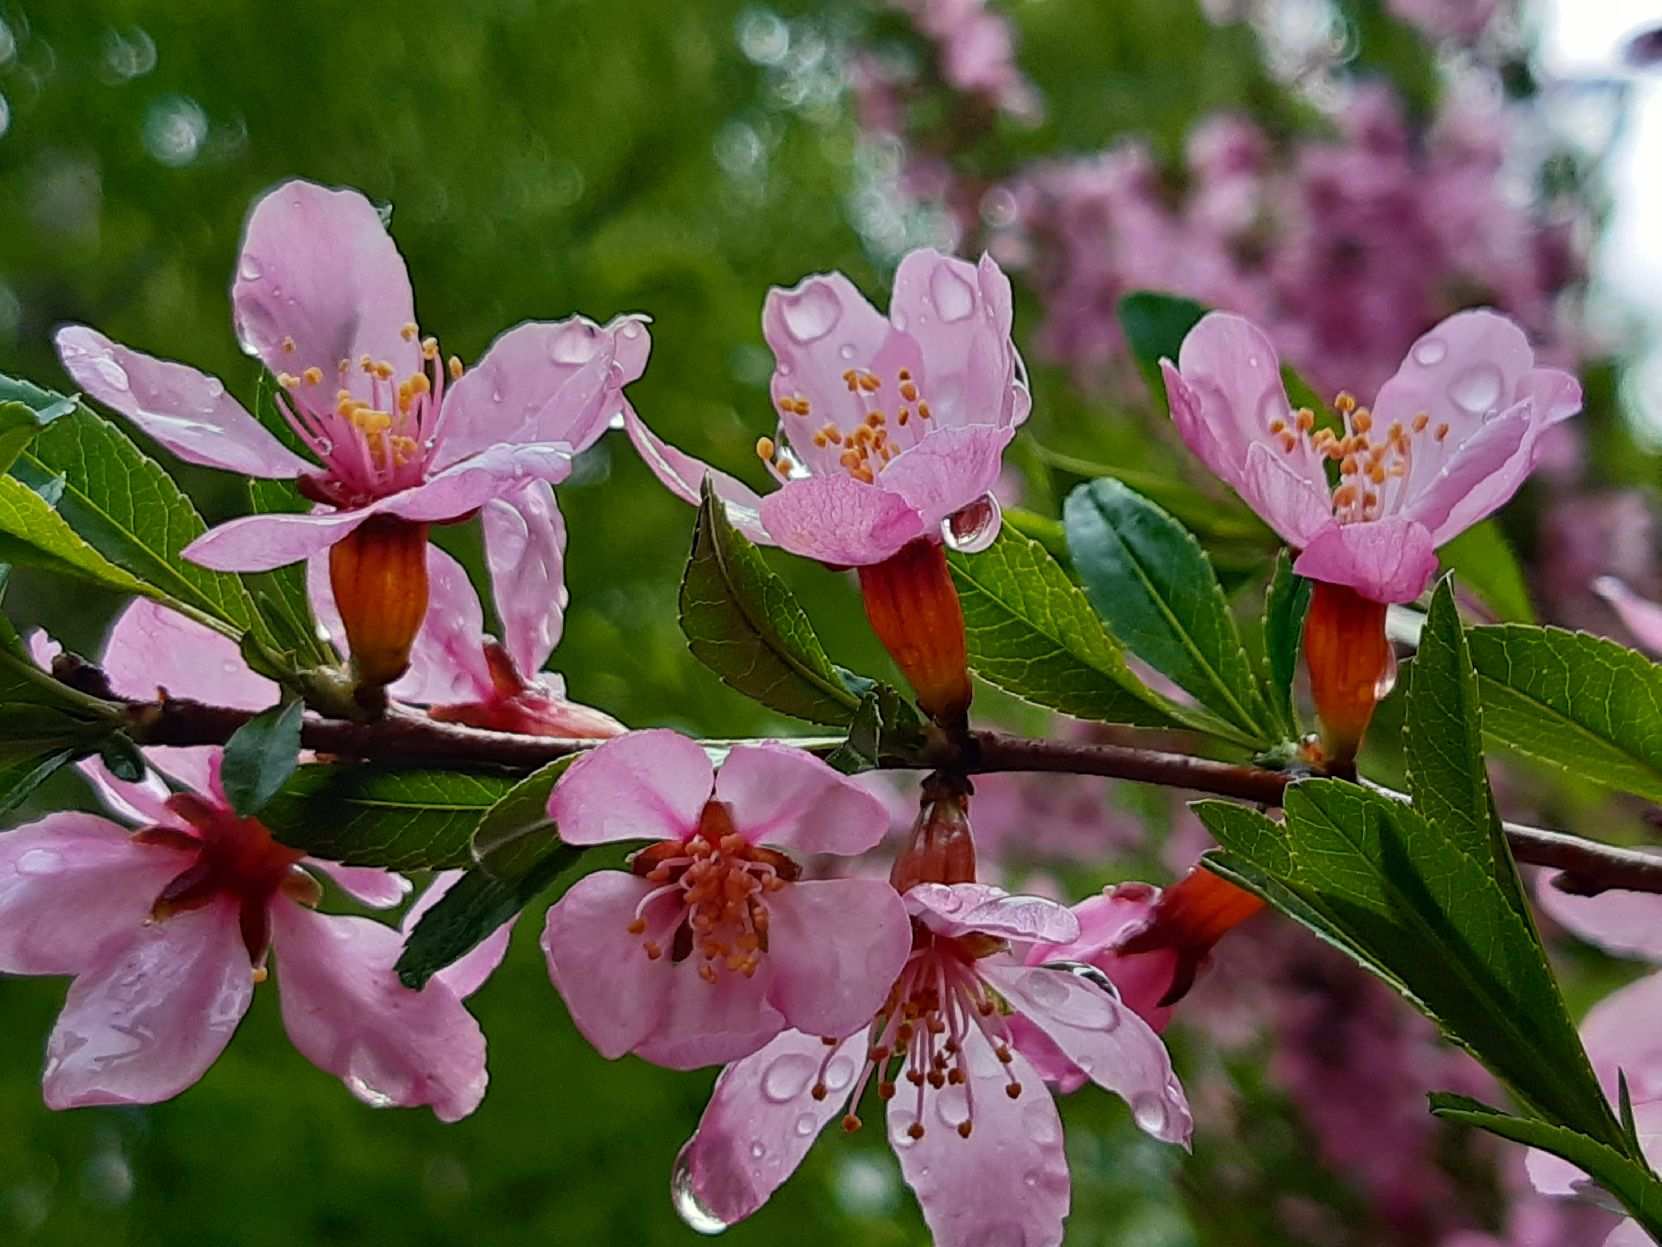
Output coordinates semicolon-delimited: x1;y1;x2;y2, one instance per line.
625;801;800;982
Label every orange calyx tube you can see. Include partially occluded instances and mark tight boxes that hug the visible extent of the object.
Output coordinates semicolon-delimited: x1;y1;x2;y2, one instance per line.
329;514;431;699
856;538;972;729
1302;578;1395;774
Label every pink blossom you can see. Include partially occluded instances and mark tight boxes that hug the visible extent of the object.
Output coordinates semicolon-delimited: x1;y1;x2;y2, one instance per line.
1385;0;1497;41
1593;577;1662;657
624;249;1029;566
540;731;911;1069
1163;309;1581;602
308;524;624;738
0;599;490;1118
670;881;1190;1244
55;178;648;575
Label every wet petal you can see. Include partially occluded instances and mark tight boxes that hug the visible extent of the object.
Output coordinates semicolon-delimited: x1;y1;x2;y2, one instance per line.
0;812;194;975
889;250;1023;429
764;879;911;1039
672;1028;868;1228
620;404;772;544
905;883;1080;944
1292;516;1439;604
981;961;1192;1145
632;959;784;1071
763;271;898;443
887;1041;1070;1247
547;729;712;846
391;545;496;704
876;424;1015;531
55;326;310;478
308;860;411;910
541;871;671;1058
756;474;926;567
271;902;488;1121
232;180;418;402
1580;971;1662;1101
715;742;892;856
1240;440;1332;547
1398;403;1531;544
43;899;253;1109
1536;869;1662;962
103;597;277;710
482;481;567;677
403;871;514;1000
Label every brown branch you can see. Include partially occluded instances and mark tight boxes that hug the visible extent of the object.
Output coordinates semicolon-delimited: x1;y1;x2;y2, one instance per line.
111;697;1662;897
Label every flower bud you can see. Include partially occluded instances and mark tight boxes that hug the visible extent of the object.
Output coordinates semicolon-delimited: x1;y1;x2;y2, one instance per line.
329;515;430;697
429;643;627;738
1302;579;1396;773
856;538;972;728
890;777;977;893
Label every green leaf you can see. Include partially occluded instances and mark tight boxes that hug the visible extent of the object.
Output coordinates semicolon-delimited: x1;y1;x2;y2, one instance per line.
220;701;304;816
679;477;860;725
1439;520;1535;622
11;404;257;637
824;684;926;774
261;766;517;870
0;748;78;819
1118;292;1208;398
1468;624;1662;804
0;399;65;476
96;733;147;784
242;479;337;668
470;757;578;869
1260;551;1311;738
1197;781;1622;1146
1064;478;1272;744
948;525;1234;738
0;475;155;597
1430;1095;1662;1237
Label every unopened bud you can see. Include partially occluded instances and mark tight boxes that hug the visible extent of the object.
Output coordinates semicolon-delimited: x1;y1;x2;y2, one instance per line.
329;515;431;700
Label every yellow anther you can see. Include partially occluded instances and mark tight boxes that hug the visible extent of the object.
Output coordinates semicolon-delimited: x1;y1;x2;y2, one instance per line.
756;436;776;461
281;336;296;354
1435;422;1450;441
917;401;932;420
421;336;439;360
359;354;374;371
302;366;323;386
1296;408;1316;432
1335;391;1357;415
448;355;464;380
899;381;919;402
777;456;796;475
400;322;418;342
1352;410;1373;434
858;371;880;392
277;372;300;390
1411;412;1430;433
1268;418;1287;435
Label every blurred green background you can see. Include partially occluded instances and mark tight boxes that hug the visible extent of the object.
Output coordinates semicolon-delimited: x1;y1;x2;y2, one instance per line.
0;0;1635;1243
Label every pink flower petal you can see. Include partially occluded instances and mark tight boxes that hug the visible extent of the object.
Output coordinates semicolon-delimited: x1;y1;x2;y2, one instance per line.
632;965;785;1071
1240;441;1333;547
232;180;418;402
103;597;277;709
404;871;514;1000
756;474;927;567
763;879;911;1038
75;756;176;828
55;326;310;478
981;961;1191;1145
1167;313;1328;533
889;250;1024;429
763;271;898;448
184;507;373;573
0;812;194;975
673;1028;869;1228
542;871;674;1058
482;481;567;677
876;424;1015;531
1536;869;1662;962
887;1042;1070;1247
904;883;1081;944
1399;404;1531;544
397;545;497;704
43;899;254;1109
714;742;892;856
1596;578;1662;657
1024;885;1179;1030
435;316;646;466
1292;515;1440;603
547;729;712;846
1581;971;1662;1102
620;404;772;544
1519;367;1584;427
308;860;411;910
271;902;488;1121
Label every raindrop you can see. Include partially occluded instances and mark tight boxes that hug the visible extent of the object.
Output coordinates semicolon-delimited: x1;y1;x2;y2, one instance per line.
1041;958;1123;1003
979;186;1018;229
929;264;975;322
823;1054;856;1091
1022;1100;1060;1145
670;1149;730;1235
0;17;14;67
239;256;263;282
778;283;840;343
837;343;855;360
619;319;644;341
892;309;909;333
1025;964;1119;1029
967;1222;1028;1247
1247;355;1261;369
793;1112;817;1138
142;95;208;168
933;1082;970;1128
942;493;1002;553
549;324;599;365
490;388;504;403
17;848;61;876
344;1073;396;1109
1411;335;1447;367
1447;363;1504;416
607;409;627;431
748;1141;767;1160
92;356;131;393
1130;1092;1169;1135
100;27;157;83
1016;970;1069;1011
760;1052;816;1103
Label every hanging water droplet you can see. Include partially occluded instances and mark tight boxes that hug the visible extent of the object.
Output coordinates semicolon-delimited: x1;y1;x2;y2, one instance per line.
1017;970;1069;1011
607;408;627;431
1026;963;1120;1029
670;1148;730;1235
16;848;61;876
1447;363;1504;416
942;493;1002;553
1411;335;1447;366
778;282;840;343
1130;1092;1170;1135
760;1052;816;1103
343;1072;397;1109
929;263;976;323
1041;959;1123;1002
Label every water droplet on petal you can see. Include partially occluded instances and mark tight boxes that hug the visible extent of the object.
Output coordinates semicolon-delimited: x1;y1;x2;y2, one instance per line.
239;256;263;282
942;493;1003;553
92;356;131;393
1131;1092;1170;1135
490;388;504;404
607;408;627;431
748;1141;766;1160
892;309;909;333
549;323;601;365
934;1082;969;1128
1022;1100;1060;1145
760;1052;816;1103
778;283;841;344
824;1055;856;1091
966;1221;1029;1247
1412;335;1447;366
670;1148;730;1235
344;1072;397;1109
16;848;61;876
837;343;856;360
794;1112;817;1138
1447;363;1504;416
929;264;976;323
